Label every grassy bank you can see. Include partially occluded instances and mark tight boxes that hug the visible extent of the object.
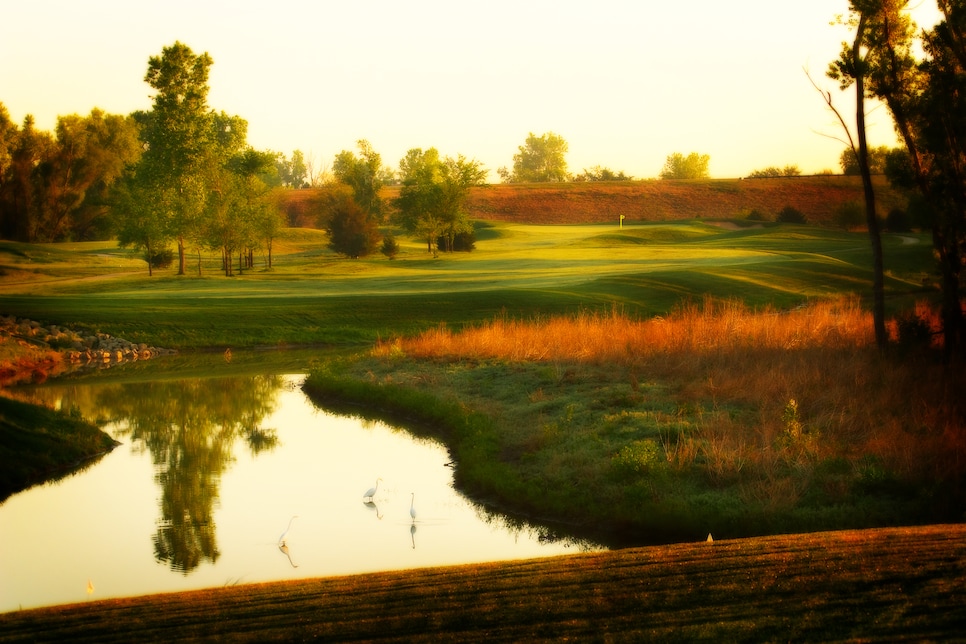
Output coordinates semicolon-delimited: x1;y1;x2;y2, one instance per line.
304;298;965;545
0;395;118;501
2;524;963;641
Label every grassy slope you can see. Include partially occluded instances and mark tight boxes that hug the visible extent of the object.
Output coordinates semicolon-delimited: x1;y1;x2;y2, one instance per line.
1;524;963;641
0;396;118;501
374;175;906;225
0;222;935;349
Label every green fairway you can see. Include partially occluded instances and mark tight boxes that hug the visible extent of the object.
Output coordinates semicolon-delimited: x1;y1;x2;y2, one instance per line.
0;222;936;349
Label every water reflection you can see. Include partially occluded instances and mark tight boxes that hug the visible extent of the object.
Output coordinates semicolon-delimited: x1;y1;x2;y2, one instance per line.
27;375;287;574
1;369;600;612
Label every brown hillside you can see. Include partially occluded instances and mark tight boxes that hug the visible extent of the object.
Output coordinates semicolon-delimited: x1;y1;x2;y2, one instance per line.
282;176;906;227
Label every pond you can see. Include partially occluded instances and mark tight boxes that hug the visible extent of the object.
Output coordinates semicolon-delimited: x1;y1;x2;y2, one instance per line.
0;357;599;612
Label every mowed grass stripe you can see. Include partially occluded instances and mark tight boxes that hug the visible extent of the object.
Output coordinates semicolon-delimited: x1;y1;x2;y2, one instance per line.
2;524;963;642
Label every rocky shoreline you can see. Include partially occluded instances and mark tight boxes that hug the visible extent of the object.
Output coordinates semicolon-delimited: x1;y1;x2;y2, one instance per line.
0;315;175;386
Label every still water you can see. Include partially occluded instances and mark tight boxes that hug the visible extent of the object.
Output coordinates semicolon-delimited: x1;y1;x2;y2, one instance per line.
1;367;598;612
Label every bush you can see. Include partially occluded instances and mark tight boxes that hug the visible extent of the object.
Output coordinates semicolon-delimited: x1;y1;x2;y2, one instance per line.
381;234;400;259
885;208;912;232
323;197;381;258
436;230;476;252
746;209;769;222
145;249;173;269
776;206;807;224
834;201;864;229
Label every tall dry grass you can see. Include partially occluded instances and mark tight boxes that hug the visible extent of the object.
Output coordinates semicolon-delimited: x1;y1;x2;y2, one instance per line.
375;297;965;509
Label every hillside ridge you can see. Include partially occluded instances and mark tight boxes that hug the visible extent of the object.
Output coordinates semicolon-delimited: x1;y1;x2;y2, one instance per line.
281;175;905;227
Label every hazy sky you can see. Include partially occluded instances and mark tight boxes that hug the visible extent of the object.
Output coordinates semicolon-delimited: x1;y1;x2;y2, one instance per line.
0;1;943;180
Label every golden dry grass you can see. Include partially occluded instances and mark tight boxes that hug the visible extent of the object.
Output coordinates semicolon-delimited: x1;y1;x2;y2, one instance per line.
374;297;965;503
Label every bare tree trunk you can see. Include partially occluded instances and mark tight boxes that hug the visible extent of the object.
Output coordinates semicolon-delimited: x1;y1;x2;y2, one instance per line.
177;235;186;275
853;15;888;349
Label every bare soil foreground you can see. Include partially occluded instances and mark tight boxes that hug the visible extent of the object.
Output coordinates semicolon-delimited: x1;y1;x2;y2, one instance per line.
2;524;963;642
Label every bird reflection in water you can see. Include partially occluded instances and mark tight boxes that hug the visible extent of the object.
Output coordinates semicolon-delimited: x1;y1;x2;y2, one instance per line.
364;500;383;520
409;492;418;549
277;515;299;568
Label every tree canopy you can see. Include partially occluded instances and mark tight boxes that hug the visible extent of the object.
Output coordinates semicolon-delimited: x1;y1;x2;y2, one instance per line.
0;104;141;242
112;42;285;276
659;152;710;180
829;0;966;356
394;148;486;252
501;132;569;183
333;139;391;217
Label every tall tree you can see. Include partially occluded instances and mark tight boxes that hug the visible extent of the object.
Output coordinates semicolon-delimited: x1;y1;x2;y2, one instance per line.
828;6;889;349
139;41;215;275
394;148;486;252
333;139;390;217
840;0;966;356
659;152;710;180
0;109;140;242
504;132;569;182
276;150;308;189
0;114;53;241
200;113;250;276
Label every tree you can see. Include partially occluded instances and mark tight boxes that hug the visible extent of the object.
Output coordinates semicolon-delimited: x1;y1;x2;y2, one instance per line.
659;152;710;180
333;139;390;217
395;147;444;251
827;5;888;349
0;108;140;242
0;114;54;241
139;41;215;275
833;1;966;356
323;195;380;258
506;132;569;182
276;149;308;189
112;173;174;277
777;206;808;224
572;165;633;181
839;145;893;174
746;165;802;178
393;148;486;252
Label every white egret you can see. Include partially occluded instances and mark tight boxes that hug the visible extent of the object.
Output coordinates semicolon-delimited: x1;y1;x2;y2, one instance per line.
363;477;382;502
410;492;417;523
278;515;298;545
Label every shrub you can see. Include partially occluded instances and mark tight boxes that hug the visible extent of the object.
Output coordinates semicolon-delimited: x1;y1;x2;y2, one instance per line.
612;439;661;476
381;234;400;260
776;206;807;224
323;196;381;258
145;249;173;269
885;208;912;232
746;209;769;222
834;201;864;229
436;230;476;252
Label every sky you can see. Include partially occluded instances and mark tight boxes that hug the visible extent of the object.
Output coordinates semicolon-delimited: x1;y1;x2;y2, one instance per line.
0;1;944;181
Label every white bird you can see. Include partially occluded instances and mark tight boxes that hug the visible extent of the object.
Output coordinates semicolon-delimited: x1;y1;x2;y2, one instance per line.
410;492;417;523
278;515;298;545
86;579;94;597
363;477;382;502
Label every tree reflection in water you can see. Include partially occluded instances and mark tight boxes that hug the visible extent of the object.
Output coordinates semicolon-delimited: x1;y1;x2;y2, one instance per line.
93;376;284;573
